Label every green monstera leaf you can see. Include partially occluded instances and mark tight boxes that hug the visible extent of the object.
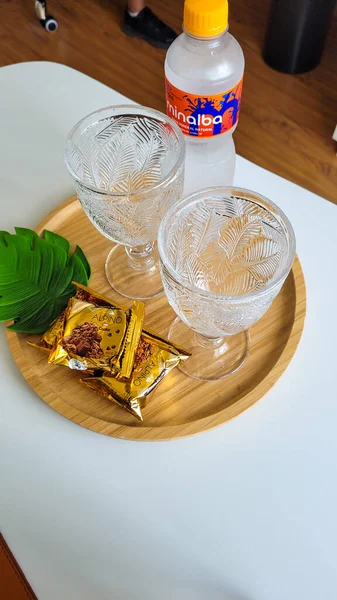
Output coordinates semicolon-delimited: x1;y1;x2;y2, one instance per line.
0;228;91;334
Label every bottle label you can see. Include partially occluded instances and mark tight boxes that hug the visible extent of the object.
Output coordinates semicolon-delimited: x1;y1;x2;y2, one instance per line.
165;77;243;138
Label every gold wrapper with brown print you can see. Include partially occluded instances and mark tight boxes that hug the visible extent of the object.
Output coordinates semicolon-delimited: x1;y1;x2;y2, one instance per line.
80;329;191;421
48;283;144;377
27;310;66;353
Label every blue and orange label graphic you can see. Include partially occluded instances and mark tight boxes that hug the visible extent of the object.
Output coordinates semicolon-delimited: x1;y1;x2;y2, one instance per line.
165;77;243;138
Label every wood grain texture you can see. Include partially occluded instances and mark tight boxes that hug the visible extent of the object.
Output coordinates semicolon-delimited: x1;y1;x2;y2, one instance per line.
0;534;38;600
0;0;336;203
6;197;306;441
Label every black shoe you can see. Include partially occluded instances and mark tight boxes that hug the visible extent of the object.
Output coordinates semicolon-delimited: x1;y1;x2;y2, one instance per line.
122;6;177;49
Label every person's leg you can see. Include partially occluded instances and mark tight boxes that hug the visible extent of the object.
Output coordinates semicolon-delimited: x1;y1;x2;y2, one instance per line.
122;2;177;49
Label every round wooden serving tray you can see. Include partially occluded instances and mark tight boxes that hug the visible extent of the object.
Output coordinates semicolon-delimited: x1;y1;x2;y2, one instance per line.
7;197;306;441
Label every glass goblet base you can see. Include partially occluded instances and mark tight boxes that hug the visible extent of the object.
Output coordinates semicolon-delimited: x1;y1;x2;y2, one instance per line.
168;317;250;381
105;244;163;301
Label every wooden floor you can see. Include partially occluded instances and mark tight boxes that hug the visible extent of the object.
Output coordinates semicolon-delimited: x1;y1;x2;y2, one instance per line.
1;0;336;203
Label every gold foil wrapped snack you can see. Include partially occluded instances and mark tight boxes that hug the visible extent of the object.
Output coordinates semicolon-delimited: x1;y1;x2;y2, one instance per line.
49;284;144;376
80;329;190;420
27;311;66;353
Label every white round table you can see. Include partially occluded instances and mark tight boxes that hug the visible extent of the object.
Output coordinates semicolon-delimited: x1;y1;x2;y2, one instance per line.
1;62;337;600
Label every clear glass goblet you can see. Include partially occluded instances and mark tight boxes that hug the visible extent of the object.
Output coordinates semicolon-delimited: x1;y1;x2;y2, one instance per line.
65;105;185;300
158;187;296;381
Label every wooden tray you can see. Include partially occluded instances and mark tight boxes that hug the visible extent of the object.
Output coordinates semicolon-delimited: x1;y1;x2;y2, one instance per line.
6;197;306;441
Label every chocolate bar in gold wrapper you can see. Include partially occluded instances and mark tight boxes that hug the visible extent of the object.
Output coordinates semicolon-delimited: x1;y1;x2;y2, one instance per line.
27;311;66;353
80;329;190;421
48;283;144;377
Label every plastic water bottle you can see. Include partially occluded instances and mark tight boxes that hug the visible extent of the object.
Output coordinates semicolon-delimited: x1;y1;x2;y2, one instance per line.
165;0;244;194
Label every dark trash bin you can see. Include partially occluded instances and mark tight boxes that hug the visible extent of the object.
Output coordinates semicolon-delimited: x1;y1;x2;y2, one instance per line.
263;0;336;74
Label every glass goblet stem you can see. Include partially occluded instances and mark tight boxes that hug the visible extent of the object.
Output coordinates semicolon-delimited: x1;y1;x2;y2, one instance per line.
194;332;225;349
125;242;156;271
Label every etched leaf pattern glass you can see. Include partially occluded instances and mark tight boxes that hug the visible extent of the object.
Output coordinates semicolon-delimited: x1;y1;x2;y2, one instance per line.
158;188;296;380
65;106;185;300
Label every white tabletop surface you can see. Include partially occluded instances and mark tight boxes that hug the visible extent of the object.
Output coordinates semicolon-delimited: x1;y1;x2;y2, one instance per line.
1;61;337;600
